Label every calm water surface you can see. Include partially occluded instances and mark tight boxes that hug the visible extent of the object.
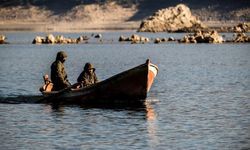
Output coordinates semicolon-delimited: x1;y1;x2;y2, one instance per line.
0;32;250;150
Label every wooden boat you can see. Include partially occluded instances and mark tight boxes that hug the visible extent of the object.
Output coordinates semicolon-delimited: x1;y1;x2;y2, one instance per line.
40;59;158;105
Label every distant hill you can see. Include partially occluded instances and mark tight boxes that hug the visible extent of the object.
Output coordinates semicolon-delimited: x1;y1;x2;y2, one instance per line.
0;0;249;31
1;0;250;21
129;0;250;21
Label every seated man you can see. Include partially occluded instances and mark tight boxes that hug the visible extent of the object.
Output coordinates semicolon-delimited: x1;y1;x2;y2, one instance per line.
77;63;98;87
39;74;53;92
51;51;71;91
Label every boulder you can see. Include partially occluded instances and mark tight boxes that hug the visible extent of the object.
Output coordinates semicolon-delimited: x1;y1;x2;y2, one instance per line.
131;34;150;43
138;4;205;32
119;35;131;41
154;37;175;44
168;37;175;41
46;34;55;44
32;34;88;44
0;35;7;44
55;35;65;43
118;34;150;43
179;30;224;43
77;36;88;43
232;33;250;42
32;36;45;44
94;34;102;38
131;34;141;42
154;38;161;44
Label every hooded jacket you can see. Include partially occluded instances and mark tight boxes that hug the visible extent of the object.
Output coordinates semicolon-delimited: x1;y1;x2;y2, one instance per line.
77;63;98;87
51;51;70;91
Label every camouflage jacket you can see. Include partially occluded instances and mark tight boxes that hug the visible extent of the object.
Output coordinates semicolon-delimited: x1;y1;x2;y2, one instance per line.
51;60;70;90
77;71;98;87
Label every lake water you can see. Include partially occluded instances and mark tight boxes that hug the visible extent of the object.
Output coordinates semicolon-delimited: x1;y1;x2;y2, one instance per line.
0;32;250;150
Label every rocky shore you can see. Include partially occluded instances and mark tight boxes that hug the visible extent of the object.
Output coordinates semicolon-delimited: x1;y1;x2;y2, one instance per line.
228;33;250;43
179;30;224;43
1;31;250;45
119;34;150;44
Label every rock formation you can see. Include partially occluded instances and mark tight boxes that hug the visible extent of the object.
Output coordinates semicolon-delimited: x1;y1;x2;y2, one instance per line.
179;30;224;43
138;4;205;32
154;37;176;43
32;34;88;44
119;34;150;44
94;34;102;38
231;33;250;42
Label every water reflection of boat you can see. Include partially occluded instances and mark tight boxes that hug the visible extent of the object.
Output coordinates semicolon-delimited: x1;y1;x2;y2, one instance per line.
145;101;159;147
146;101;157;121
40;60;158;105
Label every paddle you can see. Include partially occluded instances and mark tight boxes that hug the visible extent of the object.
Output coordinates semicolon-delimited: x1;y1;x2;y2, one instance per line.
58;82;81;93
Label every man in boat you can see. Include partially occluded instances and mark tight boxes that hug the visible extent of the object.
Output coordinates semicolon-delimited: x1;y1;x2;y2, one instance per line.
77;63;98;87
51;51;71;91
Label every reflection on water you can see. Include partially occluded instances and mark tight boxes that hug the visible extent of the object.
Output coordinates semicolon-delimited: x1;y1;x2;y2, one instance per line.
146;101;157;121
43;104;66;115
145;101;160;148
42;100;160;149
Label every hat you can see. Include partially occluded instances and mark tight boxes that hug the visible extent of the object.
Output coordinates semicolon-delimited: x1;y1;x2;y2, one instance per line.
84;62;95;71
56;51;67;61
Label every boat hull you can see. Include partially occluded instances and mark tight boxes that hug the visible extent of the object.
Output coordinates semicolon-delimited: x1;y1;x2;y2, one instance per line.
41;61;158;105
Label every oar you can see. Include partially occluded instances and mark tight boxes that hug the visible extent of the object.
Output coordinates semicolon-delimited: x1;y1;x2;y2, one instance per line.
58;82;81;93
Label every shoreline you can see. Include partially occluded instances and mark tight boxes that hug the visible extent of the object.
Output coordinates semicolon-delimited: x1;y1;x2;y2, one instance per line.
0;22;140;32
0;21;247;32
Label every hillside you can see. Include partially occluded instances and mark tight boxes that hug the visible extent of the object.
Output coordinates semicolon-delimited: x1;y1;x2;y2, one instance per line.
0;0;249;31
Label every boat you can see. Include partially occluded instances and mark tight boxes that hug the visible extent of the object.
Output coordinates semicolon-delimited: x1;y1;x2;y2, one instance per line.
40;59;158;105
